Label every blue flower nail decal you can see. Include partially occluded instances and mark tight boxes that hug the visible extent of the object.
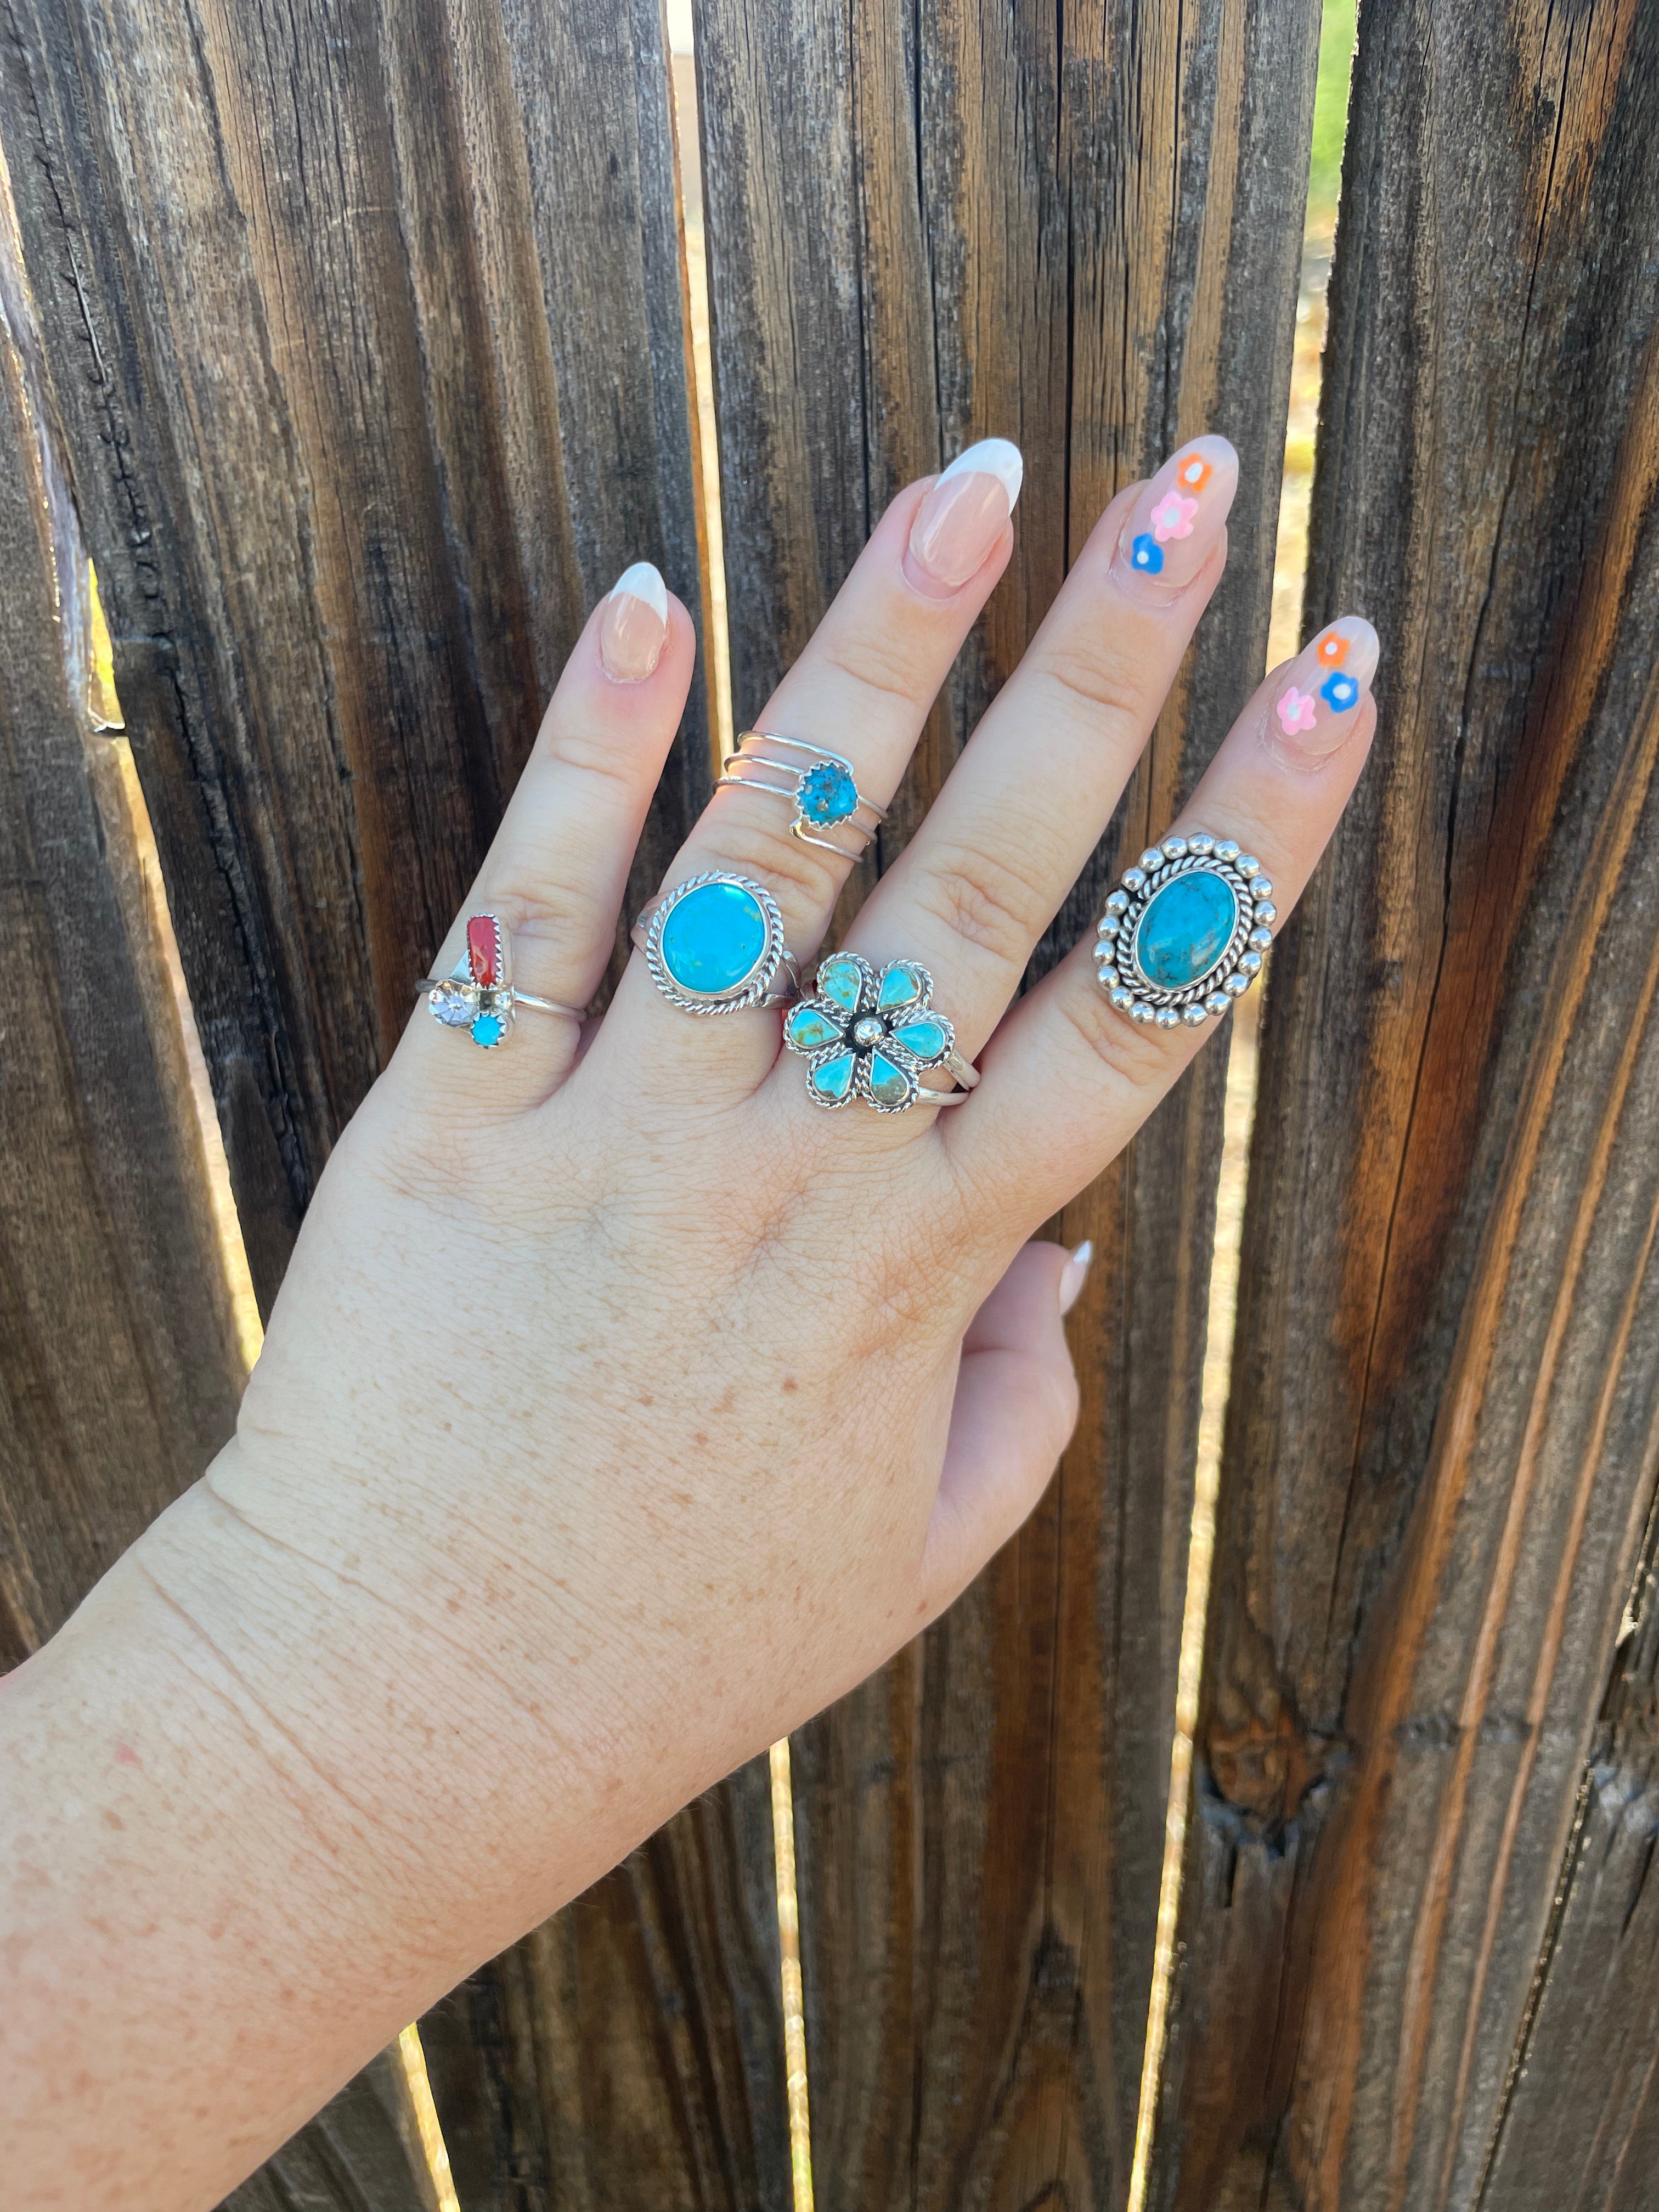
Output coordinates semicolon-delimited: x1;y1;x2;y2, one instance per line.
1320;672;1361;711
1130;532;1164;574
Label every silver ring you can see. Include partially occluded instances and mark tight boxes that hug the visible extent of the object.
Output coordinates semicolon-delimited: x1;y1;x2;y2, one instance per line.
419;913;585;1048
782;952;979;1111
632;872;801;1014
1094;830;1274;1028
718;731;886;858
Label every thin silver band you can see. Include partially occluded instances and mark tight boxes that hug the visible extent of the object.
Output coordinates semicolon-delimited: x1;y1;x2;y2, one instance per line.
719;731;885;858
416;978;585;1019
911;1050;978;1105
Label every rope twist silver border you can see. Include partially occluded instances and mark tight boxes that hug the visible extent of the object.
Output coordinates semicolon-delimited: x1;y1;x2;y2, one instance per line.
631;871;802;1014
1093;830;1275;1028
718;731;886;859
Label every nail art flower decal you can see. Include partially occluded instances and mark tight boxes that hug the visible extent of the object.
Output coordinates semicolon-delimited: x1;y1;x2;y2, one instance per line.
784;952;955;1113
1176;453;1212;495
1321;672;1361;710
1317;632;1348;667
1131;533;1164;573
1276;685;1319;735
1150;489;1199;542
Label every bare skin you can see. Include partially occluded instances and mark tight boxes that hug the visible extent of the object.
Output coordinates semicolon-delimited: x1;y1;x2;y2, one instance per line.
2;435;1377;2208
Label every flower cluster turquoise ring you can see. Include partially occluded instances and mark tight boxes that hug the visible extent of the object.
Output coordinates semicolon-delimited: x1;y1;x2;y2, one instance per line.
718;730;886;859
1094;830;1274;1026
783;953;979;1111
634;872;801;1014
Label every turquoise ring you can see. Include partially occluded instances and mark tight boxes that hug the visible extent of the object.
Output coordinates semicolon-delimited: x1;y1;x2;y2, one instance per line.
1094;831;1274;1028
634;872;800;1015
783;952;979;1111
718;731;886;859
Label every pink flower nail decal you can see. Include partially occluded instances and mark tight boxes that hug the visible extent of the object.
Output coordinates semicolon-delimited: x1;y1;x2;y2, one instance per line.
1276;685;1318;735
1150;489;1199;542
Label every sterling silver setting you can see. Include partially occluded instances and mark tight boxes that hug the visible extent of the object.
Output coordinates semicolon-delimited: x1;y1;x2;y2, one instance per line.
632;871;800;1015
1093;831;1275;1029
417;913;585;1048
782;952;979;1112
718;730;886;858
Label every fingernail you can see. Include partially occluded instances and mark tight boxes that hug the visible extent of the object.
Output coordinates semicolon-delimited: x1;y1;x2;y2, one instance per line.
1059;1238;1094;1317
1266;617;1379;766
905;437;1023;596
1118;436;1238;589
599;561;668;681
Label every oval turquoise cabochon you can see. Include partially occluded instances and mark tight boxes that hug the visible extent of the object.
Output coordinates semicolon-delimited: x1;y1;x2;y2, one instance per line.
1131;870;1238;991
660;879;769;997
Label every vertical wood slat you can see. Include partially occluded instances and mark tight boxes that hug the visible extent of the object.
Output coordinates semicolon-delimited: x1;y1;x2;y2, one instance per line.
1;0;785;2204
1150;6;1659;2208
692;3;1319;2204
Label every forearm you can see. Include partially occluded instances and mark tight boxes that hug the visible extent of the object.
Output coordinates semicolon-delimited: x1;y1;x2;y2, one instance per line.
0;1444;674;2209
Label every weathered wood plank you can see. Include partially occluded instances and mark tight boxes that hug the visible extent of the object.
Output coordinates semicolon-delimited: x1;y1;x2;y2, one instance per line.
693;2;1319;2203
0;185;242;1667
3;0;781;2200
222;2050;440;2212
1150;7;1659;2207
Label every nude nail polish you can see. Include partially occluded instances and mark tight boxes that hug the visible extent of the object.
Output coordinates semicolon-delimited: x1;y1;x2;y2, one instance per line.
1059;1238;1094;1316
1267;617;1379;766
1118;436;1238;588
905;438;1024;596
600;561;669;681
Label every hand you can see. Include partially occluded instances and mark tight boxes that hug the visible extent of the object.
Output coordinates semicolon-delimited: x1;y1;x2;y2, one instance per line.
3;436;1377;2206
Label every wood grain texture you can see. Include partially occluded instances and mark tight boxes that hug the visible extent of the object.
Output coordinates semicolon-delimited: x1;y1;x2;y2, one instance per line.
221;2051;441;2212
1149;7;1659;2208
3;1;784;2203
0;192;242;1667
692;3;1319;2203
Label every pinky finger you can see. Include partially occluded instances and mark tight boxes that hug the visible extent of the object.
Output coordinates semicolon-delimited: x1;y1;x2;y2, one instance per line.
948;617;1380;1226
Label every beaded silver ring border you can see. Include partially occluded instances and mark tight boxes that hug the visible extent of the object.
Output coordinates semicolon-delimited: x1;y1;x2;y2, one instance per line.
1093;831;1277;1029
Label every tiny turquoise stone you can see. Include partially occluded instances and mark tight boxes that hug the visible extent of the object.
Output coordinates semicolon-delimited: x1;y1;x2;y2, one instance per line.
1321;671;1359;711
865;1053;913;1108
1131;533;1163;574
810;1050;856;1102
798;760;859;825
890;1017;947;1063
786;1005;843;1052
660;880;768;997
877;964;924;1010
471;1012;506;1048
817;955;866;1011
1132;871;1238;990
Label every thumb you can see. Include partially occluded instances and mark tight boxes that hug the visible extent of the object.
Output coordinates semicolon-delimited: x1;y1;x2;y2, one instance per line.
921;1236;1090;1614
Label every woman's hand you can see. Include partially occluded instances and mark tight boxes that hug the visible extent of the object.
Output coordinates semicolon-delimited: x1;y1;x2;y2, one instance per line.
3;436;1377;2207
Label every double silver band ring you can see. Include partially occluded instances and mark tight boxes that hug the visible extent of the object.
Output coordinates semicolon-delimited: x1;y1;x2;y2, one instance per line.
419;913;585;1048
718;731;885;859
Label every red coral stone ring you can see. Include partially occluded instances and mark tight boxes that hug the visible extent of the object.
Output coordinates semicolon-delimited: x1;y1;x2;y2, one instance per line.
416;913;585;1049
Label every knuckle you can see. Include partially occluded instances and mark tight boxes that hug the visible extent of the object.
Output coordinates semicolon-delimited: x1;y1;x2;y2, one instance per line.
538;720;651;795
915;835;1049;970
1033;636;1147;729
815;627;930;710
698;798;844;907
482;868;613;966
1056;975;1186;1092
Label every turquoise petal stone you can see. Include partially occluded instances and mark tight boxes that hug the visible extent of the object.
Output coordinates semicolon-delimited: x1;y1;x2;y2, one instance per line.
1132;871;1238;990
865;1052;914;1109
471;1012;506;1048
890;1017;947;1064
786;1003;844;1052
798;759;859;825
817;954;866;1011
809;1049;856;1102
877;963;925;1010
659;879;768;997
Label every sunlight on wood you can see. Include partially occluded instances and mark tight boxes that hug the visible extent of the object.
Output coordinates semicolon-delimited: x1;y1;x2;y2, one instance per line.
397;2025;462;2212
771;1738;815;2212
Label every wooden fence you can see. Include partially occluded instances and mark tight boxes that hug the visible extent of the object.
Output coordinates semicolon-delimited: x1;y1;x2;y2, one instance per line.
2;1;1658;2207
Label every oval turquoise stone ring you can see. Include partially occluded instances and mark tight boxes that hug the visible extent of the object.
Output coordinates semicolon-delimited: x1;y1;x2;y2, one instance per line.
636;872;798;1015
1094;829;1274;1031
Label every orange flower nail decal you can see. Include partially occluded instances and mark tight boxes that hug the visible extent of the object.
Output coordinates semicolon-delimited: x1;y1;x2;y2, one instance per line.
1317;632;1348;667
1175;452;1212;494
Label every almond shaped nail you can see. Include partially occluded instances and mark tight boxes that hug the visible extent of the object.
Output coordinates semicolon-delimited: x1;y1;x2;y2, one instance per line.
600;560;669;681
906;437;1023;594
1269;617;1379;763
1120;435;1238;588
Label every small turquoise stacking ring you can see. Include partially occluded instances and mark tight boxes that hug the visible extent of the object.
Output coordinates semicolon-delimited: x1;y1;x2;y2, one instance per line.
418;913;585;1048
782;952;980;1112
718;731;886;859
1094;831;1274;1028
634;871;801;1015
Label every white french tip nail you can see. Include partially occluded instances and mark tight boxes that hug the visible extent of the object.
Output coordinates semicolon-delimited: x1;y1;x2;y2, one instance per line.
610;560;668;621
1059;1238;1094;1317
938;437;1024;512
